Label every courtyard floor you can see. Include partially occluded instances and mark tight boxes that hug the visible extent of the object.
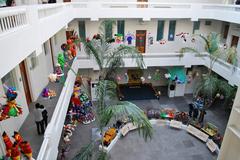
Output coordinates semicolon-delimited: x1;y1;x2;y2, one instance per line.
58;87;230;160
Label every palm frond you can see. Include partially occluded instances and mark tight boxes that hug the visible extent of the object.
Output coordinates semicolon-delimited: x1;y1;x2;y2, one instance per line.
96;151;109;160
99;20;116;41
105;101;153;141
72;141;95;160
226;46;238;67
180;47;201;55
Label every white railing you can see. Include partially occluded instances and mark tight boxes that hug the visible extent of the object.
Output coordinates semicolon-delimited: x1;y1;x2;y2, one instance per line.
38;4;64;19
0;7;27;34
37;58;78;160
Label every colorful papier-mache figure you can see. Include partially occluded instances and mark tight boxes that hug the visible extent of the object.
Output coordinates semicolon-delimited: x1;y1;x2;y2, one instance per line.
0;86;23;121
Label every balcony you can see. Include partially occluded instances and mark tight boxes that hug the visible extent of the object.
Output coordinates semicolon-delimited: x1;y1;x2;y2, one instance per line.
0;2;240;79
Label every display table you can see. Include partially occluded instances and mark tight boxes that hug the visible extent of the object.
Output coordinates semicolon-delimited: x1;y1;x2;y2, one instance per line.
170;120;182;129
120;122;138;136
187;125;209;142
206;139;218;152
99;132;121;153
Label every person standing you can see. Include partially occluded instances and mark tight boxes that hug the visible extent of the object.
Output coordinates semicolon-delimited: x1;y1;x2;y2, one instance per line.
198;109;206;123
33;103;44;135
40;105;48;128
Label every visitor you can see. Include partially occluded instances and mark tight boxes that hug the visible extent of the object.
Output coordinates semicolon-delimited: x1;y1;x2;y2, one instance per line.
33;103;45;135
193;108;199;121
40;105;48;128
188;103;194;118
6;0;16;6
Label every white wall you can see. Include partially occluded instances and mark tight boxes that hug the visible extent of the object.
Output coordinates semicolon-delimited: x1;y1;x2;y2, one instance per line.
80;19;223;53
25;46;53;101
51;28;67;65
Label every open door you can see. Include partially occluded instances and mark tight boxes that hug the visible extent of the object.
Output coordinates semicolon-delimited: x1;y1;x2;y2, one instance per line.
136;30;146;53
19;61;32;106
231;35;239;47
137;0;148;8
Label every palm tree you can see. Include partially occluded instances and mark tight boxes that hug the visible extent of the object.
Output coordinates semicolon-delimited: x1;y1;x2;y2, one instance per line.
72;20;153;160
180;32;238;107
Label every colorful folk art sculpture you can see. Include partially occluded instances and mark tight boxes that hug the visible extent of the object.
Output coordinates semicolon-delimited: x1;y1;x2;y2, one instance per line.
176;32;189;42
2;132;32;159
42;88;56;99
0;87;23;121
103;128;117;146
57;53;65;70
67;39;77;57
2;132;13;157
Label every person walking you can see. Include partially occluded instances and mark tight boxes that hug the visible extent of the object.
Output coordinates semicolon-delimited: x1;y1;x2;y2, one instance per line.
33;103;44;135
40;105;48;128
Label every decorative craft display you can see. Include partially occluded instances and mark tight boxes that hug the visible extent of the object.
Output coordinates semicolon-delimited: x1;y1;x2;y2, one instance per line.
159;39;166;45
48;73;58;83
103;128;117;146
147;74;152;80
140;76;145;82
114;34;123;43
0;86;23;121
67;79;95;125
55;63;64;77
176;32;189;42
2;131;32;159
42;88;56;99
57;53;65;70
148;33;154;46
125;33;135;45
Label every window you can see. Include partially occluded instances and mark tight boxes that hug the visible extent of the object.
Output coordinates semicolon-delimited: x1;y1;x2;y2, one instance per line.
168;20;176;41
193;21;200;34
78;21;86;40
117;20;125;39
105;22;113;40
157;20;164;41
205;21;212;26
1;70;18;92
223;24;229;39
43;42;49;55
28;52;38;70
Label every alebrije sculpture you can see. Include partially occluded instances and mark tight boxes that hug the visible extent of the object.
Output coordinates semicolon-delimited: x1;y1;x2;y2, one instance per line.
61;43;68;52
2;132;13;157
12;131;23;145
11;142;20;160
57;53;65;70
0;87;22;121
20;141;32;159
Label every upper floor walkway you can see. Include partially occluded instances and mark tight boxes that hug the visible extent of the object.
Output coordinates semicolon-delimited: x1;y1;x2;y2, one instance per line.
0;1;240;82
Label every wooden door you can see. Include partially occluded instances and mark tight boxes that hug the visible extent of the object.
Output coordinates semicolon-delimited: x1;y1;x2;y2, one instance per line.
231;36;239;47
19;61;32;106
63;0;71;2
137;0;148;8
136;30;146;53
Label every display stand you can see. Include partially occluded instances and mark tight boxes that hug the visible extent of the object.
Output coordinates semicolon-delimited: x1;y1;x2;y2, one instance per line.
170;120;182;129
99;132;121;153
120;122;138;136
187;125;209;142
206;139;218;152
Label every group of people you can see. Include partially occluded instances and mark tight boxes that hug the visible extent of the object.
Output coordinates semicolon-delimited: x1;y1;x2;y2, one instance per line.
33;103;48;135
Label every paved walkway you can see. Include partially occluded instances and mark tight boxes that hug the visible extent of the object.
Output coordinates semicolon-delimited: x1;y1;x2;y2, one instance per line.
19;60;73;158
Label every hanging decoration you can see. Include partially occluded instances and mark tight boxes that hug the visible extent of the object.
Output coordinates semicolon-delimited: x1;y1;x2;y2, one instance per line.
176;32;189;42
140;76;145;82
159;39;166;45
2;131;32;159
125;32;135;45
114;34;123;44
0;86;23;121
148;32;154;46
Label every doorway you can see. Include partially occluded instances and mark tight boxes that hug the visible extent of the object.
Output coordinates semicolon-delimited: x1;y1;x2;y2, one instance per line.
137;0;148;8
63;0;71;2
136;30;147;53
231;35;239;47
19;61;32;106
